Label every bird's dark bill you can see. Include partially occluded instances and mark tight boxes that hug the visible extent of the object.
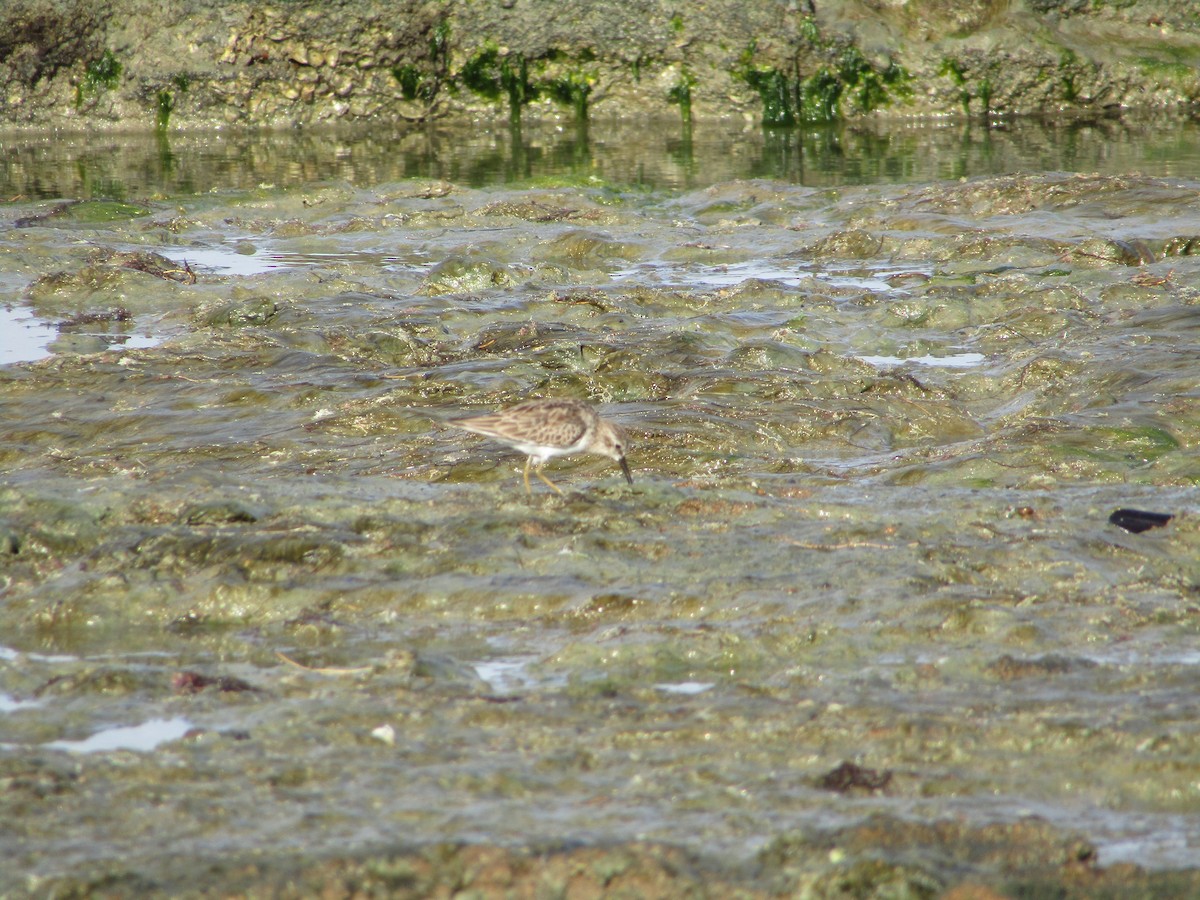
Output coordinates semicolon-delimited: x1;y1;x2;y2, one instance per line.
619;457;633;485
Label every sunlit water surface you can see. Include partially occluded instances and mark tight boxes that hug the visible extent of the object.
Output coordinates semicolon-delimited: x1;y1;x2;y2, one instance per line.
5;114;1200;363
5;113;1200;363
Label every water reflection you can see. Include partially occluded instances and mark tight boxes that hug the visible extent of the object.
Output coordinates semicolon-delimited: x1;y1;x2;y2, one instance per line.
44;717;194;754
3;113;1200;200
0;301;162;364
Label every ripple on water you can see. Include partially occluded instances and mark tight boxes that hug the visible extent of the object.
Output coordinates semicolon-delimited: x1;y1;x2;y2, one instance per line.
4;163;1200;893
0;304;160;364
43;717;194;754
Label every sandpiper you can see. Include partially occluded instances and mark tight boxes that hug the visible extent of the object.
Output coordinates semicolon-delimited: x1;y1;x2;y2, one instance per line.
449;399;633;494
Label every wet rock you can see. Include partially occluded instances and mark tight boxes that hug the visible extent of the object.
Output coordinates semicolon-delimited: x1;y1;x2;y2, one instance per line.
1071;237;1156;266
816;761;893;794
986;654;1097;680
181;501;260;526
536;230;642;268
760;815;1097;888
1108;508;1174;534
172;671;259;694
0;0;1197;128
3;172;1200;898
806;229;886;259
420;256;514;294
196;296;280;326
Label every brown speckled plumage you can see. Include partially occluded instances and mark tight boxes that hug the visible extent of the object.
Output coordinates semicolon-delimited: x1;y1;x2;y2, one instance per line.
449;399;632;494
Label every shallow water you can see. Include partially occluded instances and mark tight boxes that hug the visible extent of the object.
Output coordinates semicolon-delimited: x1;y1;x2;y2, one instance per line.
5;112;1200;199
1;117;1199;894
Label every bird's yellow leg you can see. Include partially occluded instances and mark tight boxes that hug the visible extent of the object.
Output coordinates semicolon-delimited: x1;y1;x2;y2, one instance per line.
534;462;564;495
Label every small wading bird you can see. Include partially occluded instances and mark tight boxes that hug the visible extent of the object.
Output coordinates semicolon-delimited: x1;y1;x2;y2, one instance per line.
449;399;633;495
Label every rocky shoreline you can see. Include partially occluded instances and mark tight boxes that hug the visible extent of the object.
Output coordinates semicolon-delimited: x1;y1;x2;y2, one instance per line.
2;0;1198;130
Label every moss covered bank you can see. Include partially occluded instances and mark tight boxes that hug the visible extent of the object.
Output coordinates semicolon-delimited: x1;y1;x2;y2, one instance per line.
1;0;1199;130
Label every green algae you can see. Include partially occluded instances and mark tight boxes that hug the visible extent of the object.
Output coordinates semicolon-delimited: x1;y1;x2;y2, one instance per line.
1060;425;1181;464
735;30;911;125
74;48;121;109
455;44;599;124
152;73;191;131
61;200;151;223
459;43;536;125
938;57;988;116
544;69;594;122
667;68;695;126
389;18;452;117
